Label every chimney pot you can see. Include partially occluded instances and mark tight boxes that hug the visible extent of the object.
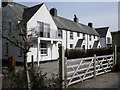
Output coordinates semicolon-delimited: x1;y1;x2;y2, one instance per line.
88;22;93;28
50;8;57;17
74;14;79;23
2;0;13;7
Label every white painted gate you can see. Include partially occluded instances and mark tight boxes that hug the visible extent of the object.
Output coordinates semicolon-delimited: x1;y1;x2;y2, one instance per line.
66;54;114;87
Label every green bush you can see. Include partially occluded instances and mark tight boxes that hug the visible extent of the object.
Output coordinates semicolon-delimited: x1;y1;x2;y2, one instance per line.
66;48;113;59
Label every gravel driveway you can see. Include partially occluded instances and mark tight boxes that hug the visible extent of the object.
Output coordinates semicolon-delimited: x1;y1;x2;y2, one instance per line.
40;61;120;88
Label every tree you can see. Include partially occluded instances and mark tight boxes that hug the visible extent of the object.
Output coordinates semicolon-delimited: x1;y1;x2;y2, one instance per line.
1;4;37;70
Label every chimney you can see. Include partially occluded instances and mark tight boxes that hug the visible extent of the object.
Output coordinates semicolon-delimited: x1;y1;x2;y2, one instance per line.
2;0;13;7
50;8;57;17
88;22;93;28
74;14;79;23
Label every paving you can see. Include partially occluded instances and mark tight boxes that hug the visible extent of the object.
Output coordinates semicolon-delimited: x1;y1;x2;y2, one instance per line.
40;61;120;88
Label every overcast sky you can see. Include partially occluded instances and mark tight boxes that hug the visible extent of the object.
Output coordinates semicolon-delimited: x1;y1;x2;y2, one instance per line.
1;0;119;32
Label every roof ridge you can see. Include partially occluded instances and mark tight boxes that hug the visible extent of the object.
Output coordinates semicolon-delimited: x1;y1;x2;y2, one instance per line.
95;27;109;29
25;3;44;10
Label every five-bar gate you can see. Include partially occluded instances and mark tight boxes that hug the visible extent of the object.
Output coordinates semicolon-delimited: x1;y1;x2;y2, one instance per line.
66;54;114;87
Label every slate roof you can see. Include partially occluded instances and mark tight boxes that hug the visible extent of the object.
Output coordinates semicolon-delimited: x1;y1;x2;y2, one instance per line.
95;27;109;37
22;3;44;24
75;39;83;48
52;16;99;36
2;2;100;36
93;41;99;49
6;2;28;20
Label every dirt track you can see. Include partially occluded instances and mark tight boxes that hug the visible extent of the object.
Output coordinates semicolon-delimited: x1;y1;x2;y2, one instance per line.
40;61;120;88
68;72;120;88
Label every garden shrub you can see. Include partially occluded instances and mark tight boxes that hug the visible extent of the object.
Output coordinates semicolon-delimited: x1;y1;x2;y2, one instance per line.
66;47;113;59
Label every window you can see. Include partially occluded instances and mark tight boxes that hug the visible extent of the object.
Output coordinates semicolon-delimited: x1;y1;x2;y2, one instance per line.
40;43;47;55
107;37;111;44
19;43;23;56
70;44;73;49
58;29;62;38
82;45;85;50
89;35;92;41
70;31;73;39
77;32;80;37
94;35;96;39
89;45;91;49
6;43;8;55
44;23;50;38
38;22;50;38
83;34;85;40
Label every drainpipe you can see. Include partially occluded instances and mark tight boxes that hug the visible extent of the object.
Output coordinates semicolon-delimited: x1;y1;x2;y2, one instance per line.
66;30;68;56
37;37;40;66
51;41;53;61
87;34;88;50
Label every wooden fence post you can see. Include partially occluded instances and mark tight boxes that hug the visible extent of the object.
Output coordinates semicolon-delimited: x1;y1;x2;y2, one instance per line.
11;56;16;75
113;45;117;66
59;46;67;88
31;55;34;69
94;54;96;77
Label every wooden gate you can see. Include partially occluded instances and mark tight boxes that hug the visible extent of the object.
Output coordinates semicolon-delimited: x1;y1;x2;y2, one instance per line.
66;54;114;87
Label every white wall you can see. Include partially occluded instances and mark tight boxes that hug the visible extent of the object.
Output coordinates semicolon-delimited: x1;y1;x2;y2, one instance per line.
61;29;100;50
106;29;112;44
27;4;57;34
27;4;59;62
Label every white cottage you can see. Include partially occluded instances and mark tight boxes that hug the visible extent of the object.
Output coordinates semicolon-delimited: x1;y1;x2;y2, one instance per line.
3;1;110;64
95;27;112;48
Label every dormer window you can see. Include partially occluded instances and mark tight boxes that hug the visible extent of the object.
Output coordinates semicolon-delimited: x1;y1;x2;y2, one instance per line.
70;31;73;39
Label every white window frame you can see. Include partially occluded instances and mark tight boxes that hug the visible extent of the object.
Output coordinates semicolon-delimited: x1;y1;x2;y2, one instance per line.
70;31;73;39
58;29;62;38
70;44;73;49
107;37;111;44
89;35;92;41
40;43;47;56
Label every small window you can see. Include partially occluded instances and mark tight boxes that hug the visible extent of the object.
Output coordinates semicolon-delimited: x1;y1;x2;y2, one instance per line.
77;32;80;37
89;45;91;49
83;34;85;40
6;43;8;55
107;37;111;44
40;43;47;55
70;31;73;39
70;44;73;49
94;35;96;39
89;35;92;41
82;45;85;50
58;29;62;38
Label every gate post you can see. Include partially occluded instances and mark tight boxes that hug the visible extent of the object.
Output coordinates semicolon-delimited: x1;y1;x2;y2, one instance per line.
11;56;16;75
94;54;96;77
59;46;67;88
113;45;117;66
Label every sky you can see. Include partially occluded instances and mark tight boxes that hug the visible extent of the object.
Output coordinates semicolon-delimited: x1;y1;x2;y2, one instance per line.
1;0;119;32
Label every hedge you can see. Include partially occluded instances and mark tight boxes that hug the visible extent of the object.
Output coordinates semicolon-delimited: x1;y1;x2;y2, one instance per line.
65;47;113;59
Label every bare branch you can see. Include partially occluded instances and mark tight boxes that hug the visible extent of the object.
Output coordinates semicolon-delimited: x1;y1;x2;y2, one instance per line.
2;35;25;50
